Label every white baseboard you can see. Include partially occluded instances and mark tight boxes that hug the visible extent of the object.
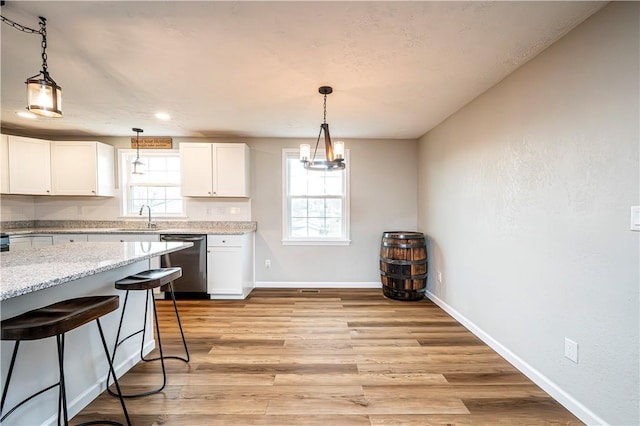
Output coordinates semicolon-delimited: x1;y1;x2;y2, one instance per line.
255;281;382;289
425;290;607;426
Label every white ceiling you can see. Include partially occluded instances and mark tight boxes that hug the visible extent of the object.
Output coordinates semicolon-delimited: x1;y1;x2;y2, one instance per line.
1;1;605;140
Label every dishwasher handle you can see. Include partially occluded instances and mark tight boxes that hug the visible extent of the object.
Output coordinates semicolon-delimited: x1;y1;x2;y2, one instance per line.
160;235;205;242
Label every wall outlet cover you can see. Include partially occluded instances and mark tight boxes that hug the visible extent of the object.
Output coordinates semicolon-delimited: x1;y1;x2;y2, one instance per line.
564;338;578;363
630;206;640;231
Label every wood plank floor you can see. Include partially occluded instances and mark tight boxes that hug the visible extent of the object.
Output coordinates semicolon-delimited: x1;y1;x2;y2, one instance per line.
73;288;583;425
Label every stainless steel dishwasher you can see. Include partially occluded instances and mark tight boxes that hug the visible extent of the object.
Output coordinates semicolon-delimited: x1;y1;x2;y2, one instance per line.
160;234;207;297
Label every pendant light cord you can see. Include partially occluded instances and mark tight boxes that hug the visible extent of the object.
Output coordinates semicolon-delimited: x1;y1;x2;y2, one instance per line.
1;14;57;83
323;92;327;124
0;14;41;35
310;92;329;163
38;17;50;77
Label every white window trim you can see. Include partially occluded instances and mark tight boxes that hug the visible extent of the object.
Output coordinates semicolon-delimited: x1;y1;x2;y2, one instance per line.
281;148;351;246
118;148;185;218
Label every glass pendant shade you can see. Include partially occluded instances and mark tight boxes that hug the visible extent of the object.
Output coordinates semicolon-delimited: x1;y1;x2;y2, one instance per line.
300;144;311;162
334;141;344;160
132;158;144;175
26;75;62;118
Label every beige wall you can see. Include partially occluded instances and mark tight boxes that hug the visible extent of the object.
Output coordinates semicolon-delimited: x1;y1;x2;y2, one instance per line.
251;137;418;284
417;3;639;424
0;136;418;284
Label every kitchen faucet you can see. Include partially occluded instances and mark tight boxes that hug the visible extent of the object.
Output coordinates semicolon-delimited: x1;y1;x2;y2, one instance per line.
139;204;154;228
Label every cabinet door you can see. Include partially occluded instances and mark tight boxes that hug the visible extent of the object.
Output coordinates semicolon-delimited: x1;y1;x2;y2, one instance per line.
87;234;159;242
30;236;53;248
95;142;115;196
52;234;89;244
9;235;53;250
1;135;8;194
51;141;114;196
214;144;250;197
207;246;242;295
180;143;213;196
8;236;33;251
51;142;98;195
7;136;51;195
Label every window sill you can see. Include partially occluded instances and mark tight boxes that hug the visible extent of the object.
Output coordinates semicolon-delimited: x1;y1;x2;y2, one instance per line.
282;239;351;246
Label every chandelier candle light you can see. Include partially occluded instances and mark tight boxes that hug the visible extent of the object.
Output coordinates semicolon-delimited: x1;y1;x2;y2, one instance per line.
0;12;63;117
300;86;345;171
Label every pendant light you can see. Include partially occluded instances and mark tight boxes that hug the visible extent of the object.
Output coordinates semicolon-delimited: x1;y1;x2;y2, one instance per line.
132;128;144;175
1;13;63;117
300;86;345;171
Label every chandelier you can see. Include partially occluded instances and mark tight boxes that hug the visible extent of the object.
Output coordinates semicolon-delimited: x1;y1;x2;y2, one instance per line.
300;86;345;171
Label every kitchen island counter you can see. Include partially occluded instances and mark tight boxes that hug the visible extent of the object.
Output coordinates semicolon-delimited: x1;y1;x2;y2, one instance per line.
0;241;192;301
0;241;192;425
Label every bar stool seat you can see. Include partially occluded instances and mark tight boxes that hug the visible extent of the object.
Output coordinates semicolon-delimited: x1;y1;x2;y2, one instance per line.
114;268;182;291
109;267;189;398
1;296;130;426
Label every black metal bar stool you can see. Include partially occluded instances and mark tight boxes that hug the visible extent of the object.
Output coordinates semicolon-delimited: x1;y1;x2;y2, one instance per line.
108;267;189;398
0;296;131;426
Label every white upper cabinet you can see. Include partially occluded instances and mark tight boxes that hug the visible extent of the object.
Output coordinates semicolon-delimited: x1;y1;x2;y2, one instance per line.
5;135;52;195
0;136;115;196
1;134;9;194
51;141;114;196
180;142;250;197
180;143;214;197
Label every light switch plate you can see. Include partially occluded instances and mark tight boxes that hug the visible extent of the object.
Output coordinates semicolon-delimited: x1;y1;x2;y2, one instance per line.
631;206;640;231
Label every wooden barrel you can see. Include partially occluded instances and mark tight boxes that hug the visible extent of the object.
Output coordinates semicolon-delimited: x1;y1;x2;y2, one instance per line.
380;231;427;301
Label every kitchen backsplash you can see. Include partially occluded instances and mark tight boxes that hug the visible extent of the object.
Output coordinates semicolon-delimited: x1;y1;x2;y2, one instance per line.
0;194;251;222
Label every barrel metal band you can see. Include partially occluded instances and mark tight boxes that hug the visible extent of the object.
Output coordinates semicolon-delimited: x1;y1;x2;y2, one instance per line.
380;257;427;265
380;270;428;280
381;242;425;249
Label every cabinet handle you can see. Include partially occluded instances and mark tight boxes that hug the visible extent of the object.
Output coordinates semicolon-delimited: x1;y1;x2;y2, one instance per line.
91;190;96;194
222;240;226;243
46;190;50;193
120;240;124;242
70;239;74;242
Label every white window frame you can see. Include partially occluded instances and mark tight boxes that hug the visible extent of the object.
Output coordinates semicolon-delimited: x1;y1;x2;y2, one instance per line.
119;149;185;218
282;148;350;245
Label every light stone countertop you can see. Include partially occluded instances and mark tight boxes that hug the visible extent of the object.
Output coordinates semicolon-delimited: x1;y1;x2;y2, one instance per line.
2;227;253;236
1;220;257;236
0;241;192;301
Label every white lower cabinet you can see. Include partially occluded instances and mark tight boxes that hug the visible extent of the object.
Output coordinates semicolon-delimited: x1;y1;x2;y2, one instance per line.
9;235;53;251
52;234;89;244
87;234;160;242
207;233;254;299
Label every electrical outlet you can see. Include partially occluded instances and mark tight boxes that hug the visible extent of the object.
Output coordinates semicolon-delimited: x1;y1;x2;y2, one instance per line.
631;206;640;231
564;338;578;363
265;259;271;269
437;271;442;283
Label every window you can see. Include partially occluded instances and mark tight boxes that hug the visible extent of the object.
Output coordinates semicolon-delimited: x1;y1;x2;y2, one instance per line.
120;149;183;217
282;149;350;245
